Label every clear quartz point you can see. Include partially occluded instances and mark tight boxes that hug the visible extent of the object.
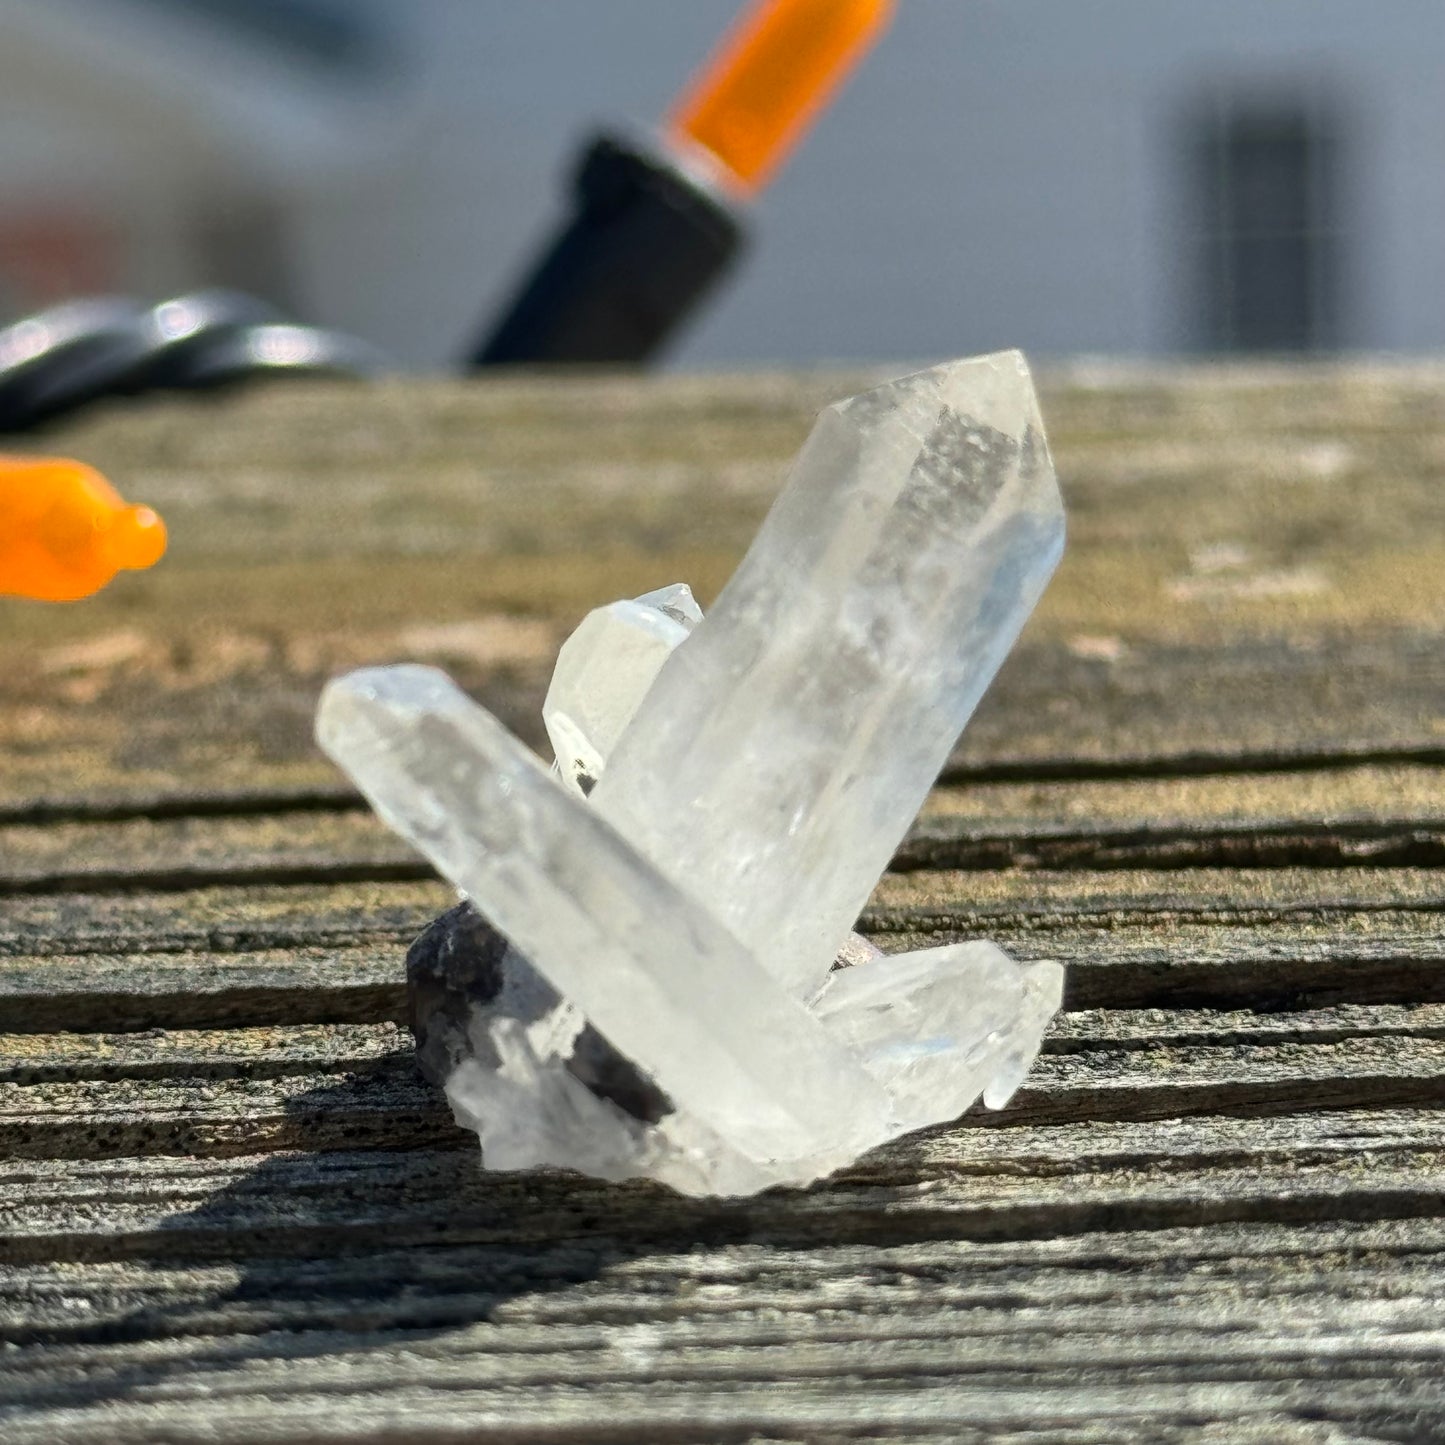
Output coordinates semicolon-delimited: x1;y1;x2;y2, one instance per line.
591;351;1065;997
316;352;1067;1197
544;584;700;798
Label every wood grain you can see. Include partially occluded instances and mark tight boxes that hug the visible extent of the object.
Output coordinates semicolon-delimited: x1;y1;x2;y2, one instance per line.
3;1015;1442;1162
4;763;1445;893
3;365;1444;1442
1;363;1442;810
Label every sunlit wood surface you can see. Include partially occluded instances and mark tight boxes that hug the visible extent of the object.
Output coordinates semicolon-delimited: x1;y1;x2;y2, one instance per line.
2;363;1444;1442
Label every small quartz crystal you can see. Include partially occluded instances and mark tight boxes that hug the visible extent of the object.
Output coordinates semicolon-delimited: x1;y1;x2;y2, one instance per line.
317;351;1066;1196
544;584;700;797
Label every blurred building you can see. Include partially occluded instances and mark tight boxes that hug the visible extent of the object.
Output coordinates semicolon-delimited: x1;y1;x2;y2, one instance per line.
0;0;411;313
1;1;1443;367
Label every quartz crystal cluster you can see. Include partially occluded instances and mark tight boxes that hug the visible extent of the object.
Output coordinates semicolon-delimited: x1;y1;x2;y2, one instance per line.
317;351;1066;1196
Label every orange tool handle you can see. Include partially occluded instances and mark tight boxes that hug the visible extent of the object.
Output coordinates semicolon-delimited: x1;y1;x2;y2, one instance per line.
667;0;896;195
0;455;166;601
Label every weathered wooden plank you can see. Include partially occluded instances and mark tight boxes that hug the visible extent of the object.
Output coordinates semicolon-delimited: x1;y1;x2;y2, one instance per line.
910;763;1445;869
2;365;1442;810
2;1012;1441;1161
2;365;1442;1442
0;1022;405;1084
994;919;1445;1011
0;880;454;957
0;945;406;1033
6;1004;1441;1085
16;364;1445;573
7;1378;1439;1445
4;764;1444;893
0;1067;449;1161
0;809;425;895
11;1304;1445;1388
6;1217;1444;1364
1052;1003;1445;1048
4;875;1443;1039
6;869;1441;960
865;865;1445;931
3;630;1441;814
3;1112;1442;1263
6;760;1445;833
8;912;1444;1035
939;631;1445;781
2;1167;1444;1440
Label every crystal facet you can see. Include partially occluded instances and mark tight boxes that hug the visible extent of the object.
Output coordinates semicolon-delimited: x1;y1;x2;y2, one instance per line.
543;584;700;798
316;352;1067;1196
318;664;893;1167
591;351;1063;996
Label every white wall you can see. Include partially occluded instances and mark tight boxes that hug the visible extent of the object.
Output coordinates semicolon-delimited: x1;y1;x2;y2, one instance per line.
0;0;414;311
4;1;1443;366
292;0;1445;367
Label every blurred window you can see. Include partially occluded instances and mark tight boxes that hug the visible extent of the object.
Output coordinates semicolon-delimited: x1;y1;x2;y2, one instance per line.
1197;103;1339;352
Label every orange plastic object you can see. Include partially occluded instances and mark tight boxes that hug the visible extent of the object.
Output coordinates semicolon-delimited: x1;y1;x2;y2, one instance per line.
0;455;166;601
666;0;896;194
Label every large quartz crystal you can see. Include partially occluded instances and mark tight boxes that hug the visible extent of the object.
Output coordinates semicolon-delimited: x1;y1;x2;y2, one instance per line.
317;351;1067;1196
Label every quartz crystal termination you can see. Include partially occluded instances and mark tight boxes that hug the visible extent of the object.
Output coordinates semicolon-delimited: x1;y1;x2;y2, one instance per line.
544;583;702;797
317;351;1066;1196
591;351;1064;995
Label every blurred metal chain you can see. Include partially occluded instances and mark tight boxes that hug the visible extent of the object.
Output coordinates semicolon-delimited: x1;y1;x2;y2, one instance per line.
0;290;388;432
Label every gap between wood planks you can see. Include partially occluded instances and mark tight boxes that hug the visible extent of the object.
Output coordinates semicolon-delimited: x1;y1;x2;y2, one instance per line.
4;1116;1444;1263
2;1024;1443;1164
4;740;1445;829
4;762;1444;896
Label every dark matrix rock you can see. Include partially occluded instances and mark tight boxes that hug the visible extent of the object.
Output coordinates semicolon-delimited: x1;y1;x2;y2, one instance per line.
406;901;673;1125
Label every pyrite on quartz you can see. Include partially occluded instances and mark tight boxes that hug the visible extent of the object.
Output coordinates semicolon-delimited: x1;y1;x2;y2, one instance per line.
318;351;1067;1197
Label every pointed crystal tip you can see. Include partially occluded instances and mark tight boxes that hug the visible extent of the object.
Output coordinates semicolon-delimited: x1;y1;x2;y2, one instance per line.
543;585;702;798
